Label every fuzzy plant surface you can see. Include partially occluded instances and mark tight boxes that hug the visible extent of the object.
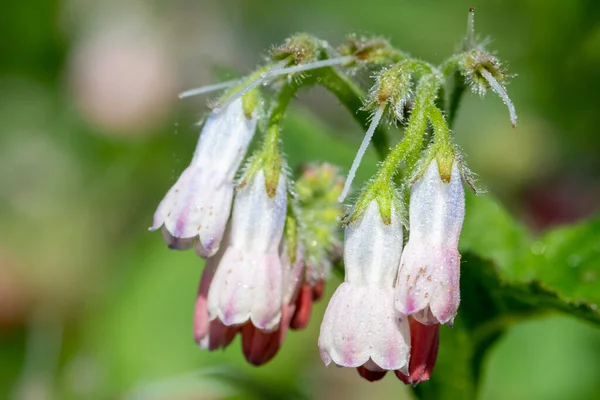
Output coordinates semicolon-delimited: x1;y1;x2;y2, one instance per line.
148;9;600;399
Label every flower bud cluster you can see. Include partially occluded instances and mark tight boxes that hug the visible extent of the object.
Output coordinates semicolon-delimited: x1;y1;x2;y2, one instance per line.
365;62;412;121
452;8;517;127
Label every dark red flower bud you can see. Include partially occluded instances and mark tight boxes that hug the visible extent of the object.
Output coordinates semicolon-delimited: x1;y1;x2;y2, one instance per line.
395;318;439;385
311;279;325;301
290;283;313;330
357;366;387;382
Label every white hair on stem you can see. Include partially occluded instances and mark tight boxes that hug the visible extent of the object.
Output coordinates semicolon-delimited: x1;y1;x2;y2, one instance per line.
213;56;354;113
338;104;387;203
467;8;476;47
265;56;354;78
178;80;240;99
479;68;517;128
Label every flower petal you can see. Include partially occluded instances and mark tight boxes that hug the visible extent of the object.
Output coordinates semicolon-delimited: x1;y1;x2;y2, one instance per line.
318;283;410;371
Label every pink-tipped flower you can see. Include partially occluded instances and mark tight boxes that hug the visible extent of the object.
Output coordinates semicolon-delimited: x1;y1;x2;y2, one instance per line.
206;169;287;331
318;200;410;378
240;242;304;365
150;97;257;257
193;254;240;351
395;159;465;325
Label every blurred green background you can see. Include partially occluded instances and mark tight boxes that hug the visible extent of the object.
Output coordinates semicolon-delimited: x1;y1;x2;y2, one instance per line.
1;0;600;399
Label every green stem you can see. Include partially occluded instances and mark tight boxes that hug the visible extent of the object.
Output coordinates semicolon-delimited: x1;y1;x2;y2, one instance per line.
447;71;466;128
244;81;300;195
439;54;466;128
376;74;441;183
267;80;300;136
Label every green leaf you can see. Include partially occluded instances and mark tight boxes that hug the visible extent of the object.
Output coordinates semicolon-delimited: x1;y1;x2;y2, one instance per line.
417;193;600;399
460;191;600;324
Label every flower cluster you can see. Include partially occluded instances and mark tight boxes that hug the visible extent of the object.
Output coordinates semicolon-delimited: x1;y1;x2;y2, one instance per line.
151;9;515;385
151;73;344;364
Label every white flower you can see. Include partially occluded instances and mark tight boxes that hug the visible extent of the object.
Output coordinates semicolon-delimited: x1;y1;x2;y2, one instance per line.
150;97;257;257
318;200;410;374
193;252;240;350
239;241;304;365
206;169;287;331
394;159;465;325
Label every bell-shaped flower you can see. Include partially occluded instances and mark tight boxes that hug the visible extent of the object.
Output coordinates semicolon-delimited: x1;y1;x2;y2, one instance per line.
318;199;410;378
150;97;257;257
395;159;465;325
240;241;304;365
206;169;287;331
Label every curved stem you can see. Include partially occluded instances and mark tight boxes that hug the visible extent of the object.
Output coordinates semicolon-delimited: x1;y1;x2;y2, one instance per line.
376;74;441;183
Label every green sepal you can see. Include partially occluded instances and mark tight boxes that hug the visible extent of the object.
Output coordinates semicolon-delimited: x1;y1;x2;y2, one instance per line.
271;33;325;65
347;178;401;227
337;34;405;65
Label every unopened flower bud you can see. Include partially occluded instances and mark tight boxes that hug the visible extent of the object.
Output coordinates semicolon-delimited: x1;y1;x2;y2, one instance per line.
296;163;344;284
395;159;465;325
395;318;440;385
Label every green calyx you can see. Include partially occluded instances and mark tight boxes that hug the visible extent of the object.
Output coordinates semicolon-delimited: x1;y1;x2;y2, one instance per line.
460;50;506;93
365;62;411;118
240;81;300;197
220;67;267;119
338;34;405;65
422;106;456;183
241;85;260;119
348;178;400;226
373;73;441;185
271;33;325;65
240;123;283;198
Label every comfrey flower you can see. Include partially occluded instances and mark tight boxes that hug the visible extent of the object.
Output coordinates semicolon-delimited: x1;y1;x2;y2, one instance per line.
153;12;517;384
150;97;257;257
206;168;287;331
319;199;410;381
240;241;304;365
394;159;465;325
193;167;309;365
